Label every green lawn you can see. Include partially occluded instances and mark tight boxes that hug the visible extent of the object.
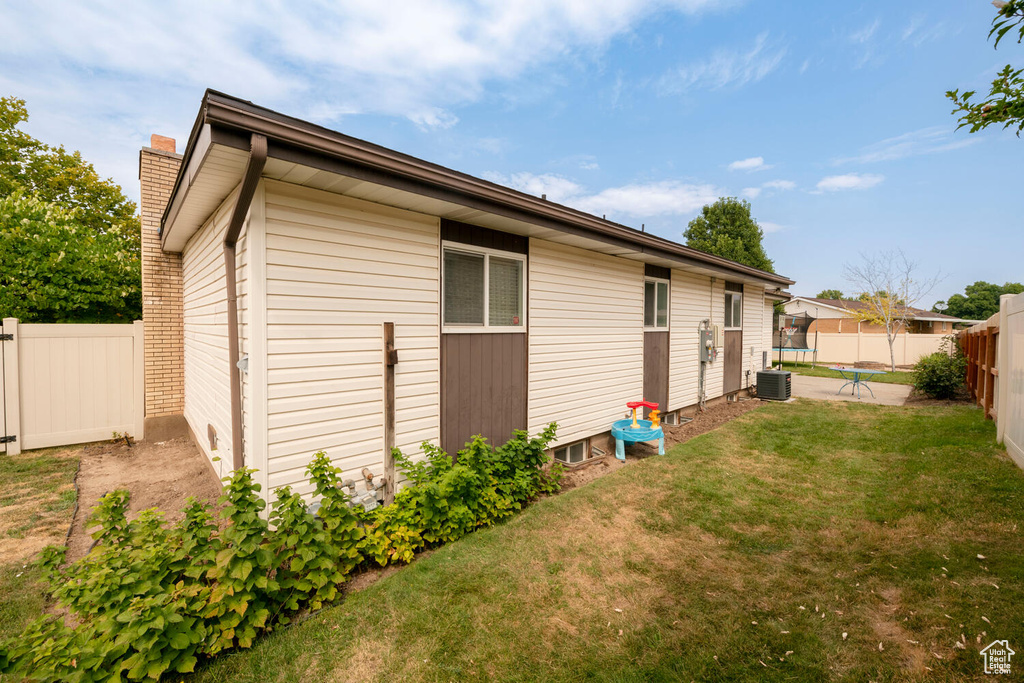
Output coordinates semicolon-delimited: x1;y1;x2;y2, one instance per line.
778;360;916;385
193;401;1022;682
0;447;79;642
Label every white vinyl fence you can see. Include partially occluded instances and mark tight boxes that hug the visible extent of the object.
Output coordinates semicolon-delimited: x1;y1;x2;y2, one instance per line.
962;293;1024;470
0;318;144;455
777;331;948;366
996;294;1024;468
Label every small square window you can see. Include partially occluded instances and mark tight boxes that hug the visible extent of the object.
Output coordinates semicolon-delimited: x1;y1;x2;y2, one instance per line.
644;281;656;327
725;291;743;329
656;282;668;328
553;439;589;465
443;250;484;325
442;245;525;329
489;256;523;327
645;278;669;329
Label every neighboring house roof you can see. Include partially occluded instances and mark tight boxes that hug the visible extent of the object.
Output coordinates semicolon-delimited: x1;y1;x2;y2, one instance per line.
160;89;794;289
789;296;968;323
765;289;793;302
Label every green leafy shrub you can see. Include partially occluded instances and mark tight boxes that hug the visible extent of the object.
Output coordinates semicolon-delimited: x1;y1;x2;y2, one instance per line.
0;426;560;681
914;340;967;399
358;423;561;565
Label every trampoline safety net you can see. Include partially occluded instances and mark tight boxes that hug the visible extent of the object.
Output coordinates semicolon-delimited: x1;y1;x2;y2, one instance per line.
774;312;815;350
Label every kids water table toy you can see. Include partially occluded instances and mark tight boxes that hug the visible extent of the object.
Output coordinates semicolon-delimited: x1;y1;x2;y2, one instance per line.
611;401;665;461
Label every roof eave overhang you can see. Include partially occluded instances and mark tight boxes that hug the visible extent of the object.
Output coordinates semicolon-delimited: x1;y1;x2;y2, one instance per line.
161;90;794;287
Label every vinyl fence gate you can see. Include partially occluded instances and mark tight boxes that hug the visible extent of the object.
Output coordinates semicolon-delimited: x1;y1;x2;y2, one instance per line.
1;318;145;455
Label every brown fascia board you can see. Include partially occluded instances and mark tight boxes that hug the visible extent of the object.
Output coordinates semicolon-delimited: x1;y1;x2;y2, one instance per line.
163;89;794;287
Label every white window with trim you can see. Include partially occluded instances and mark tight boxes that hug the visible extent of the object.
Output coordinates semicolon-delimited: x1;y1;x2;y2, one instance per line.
644;278;669;329
442;243;526;332
553;439;588;465
724;287;743;330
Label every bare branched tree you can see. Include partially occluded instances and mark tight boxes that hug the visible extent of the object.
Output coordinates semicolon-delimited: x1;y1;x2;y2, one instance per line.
843;250;941;371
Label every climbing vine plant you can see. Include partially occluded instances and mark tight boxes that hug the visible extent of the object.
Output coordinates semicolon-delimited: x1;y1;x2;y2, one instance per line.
0;425;560;681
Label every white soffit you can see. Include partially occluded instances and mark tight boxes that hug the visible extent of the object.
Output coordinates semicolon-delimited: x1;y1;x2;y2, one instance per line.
162;136;249;252
258;158;780;285
168;150;785;287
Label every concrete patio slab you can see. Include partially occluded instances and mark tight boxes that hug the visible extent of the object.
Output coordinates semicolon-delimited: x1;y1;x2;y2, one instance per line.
790;373;911;406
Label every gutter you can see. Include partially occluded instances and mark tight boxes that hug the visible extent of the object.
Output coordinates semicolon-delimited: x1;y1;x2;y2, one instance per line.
224;133;267;470
165;90;794;288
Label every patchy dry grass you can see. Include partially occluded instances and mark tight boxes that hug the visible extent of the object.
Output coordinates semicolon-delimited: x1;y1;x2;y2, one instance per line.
0;446;79;641
190;400;1024;682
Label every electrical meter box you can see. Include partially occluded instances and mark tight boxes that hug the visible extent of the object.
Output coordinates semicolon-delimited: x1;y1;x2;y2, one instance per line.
699;328;716;362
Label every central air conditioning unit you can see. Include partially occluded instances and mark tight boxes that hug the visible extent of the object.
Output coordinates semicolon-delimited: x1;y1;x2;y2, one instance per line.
756;370;791;401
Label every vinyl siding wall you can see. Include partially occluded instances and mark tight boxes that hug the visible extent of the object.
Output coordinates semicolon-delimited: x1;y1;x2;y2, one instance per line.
262;181;440;497
181;188;247;479
667;270;710;411
705;278;726;399
528;239;643;447
180;178;778;490
742;284;767;388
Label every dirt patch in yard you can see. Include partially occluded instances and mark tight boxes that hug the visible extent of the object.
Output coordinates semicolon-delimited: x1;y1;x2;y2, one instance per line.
560;399;764;491
65;437;223;562
902;386;974;407
0;450;79;564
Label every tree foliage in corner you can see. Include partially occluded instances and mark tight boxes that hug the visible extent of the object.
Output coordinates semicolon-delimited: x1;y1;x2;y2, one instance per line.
0;96;141;322
684;197;774;272
947;1;1024;135
933;280;1024;320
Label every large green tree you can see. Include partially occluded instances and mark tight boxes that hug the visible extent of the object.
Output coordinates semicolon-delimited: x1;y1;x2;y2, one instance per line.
816;289;845;300
683;197;774;272
947;1;1024;135
933;281;1024;320
0;96;140;322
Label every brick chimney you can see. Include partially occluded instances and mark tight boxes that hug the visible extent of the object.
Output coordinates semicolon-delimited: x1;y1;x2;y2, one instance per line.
139;135;186;440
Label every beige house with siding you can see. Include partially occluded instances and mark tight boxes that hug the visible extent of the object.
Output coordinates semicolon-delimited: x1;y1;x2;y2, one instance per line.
139;90;793;501
782;296;968;366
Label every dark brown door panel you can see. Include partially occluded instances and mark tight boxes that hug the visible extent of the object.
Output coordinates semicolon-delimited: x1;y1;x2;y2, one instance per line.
643;331;670;417
441;333;527;456
724;330;742;394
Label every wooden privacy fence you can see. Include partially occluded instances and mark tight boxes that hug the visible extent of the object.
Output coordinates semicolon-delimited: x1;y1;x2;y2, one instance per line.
960;293;1024;469
963;320;999;420
1;318;145;455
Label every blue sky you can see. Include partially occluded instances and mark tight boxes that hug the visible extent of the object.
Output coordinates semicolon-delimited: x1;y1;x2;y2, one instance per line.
1;0;1020;306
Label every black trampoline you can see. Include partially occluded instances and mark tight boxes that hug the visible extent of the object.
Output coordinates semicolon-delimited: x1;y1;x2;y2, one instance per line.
773;311;818;367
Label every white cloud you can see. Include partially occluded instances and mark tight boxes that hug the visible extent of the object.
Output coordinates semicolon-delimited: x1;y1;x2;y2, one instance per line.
0;0;728;200
848;19;880;45
816;173;884;192
474;137;508;155
847;19;883;68
485;171;719;218
579;160;601;171
901;17;947;47
835;126;979;165
728;156;768;172
737;178;793;198
759;221;785;233
657;32;786;94
576;181;719;217
483;172;584;204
